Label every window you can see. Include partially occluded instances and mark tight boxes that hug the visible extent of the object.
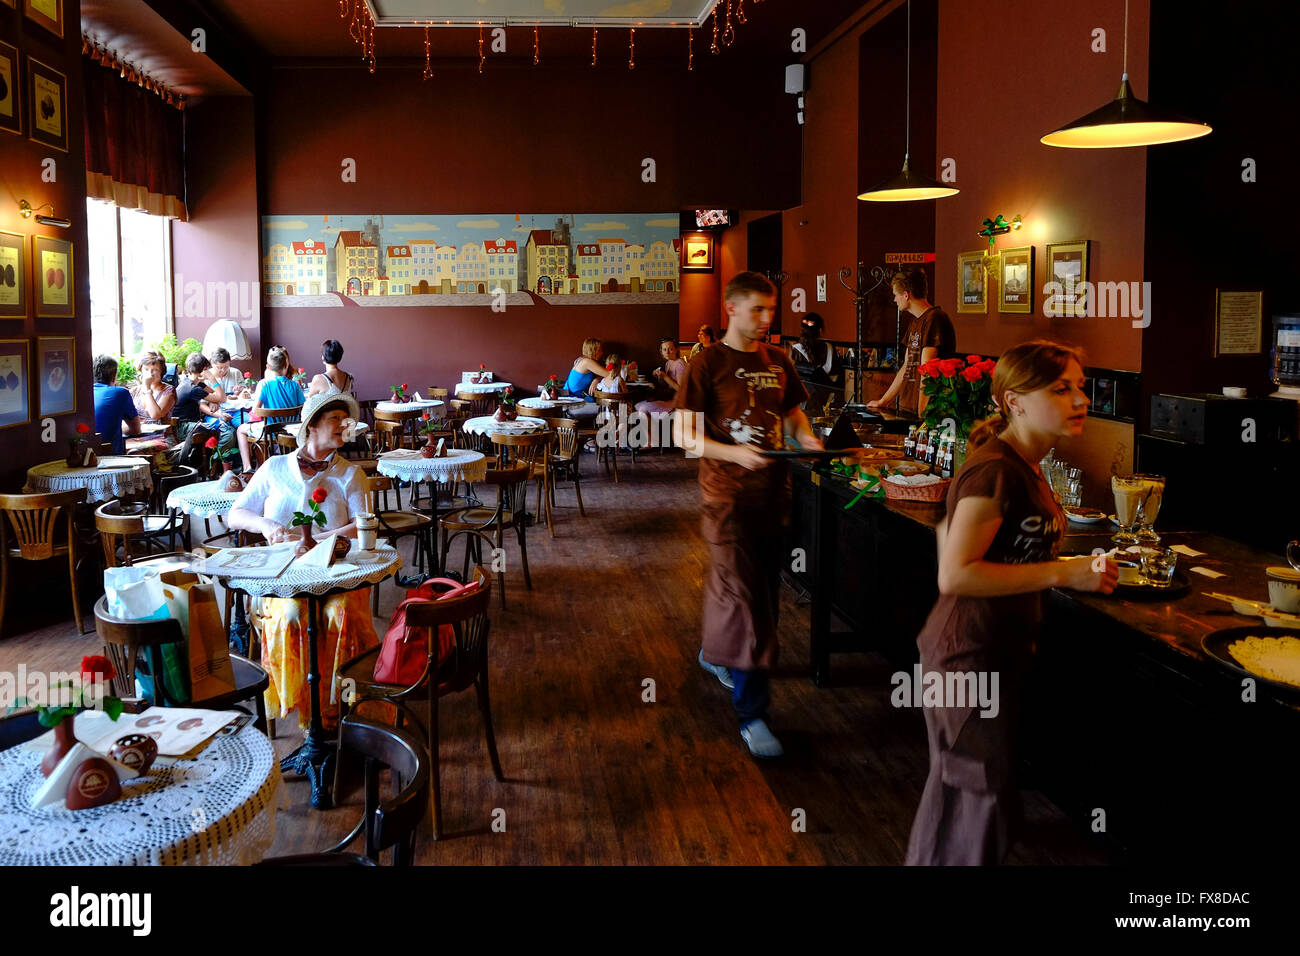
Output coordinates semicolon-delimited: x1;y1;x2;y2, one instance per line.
87;199;173;358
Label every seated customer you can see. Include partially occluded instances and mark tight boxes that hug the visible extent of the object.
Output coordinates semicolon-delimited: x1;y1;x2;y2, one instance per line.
174;352;238;469
228;393;375;731
307;338;356;398
206;347;247;398
564;336;607;401
596;355;627;394
688;325;716;360
236;346;304;473
638;338;688;416
92;355;141;454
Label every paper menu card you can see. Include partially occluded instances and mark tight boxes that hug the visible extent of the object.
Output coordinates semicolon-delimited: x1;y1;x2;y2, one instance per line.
195;542;297;578
76;707;242;757
1169;545;1207;557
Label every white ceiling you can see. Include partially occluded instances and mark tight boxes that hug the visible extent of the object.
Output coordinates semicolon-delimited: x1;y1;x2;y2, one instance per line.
369;0;720;26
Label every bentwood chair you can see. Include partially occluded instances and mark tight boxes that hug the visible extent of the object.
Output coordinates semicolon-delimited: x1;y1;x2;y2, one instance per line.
93;596;269;731
595;394;638;481
375;406;423;450
490;431;553;536
543;417;587;523
439;465;532;608
0;489;87;635
334;568;497;840
260;716;428;865
95;499;187;566
455;391;496;419
367;476;435;608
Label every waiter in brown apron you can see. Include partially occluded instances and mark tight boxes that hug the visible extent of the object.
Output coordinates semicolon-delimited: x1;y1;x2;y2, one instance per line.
674;272;823;758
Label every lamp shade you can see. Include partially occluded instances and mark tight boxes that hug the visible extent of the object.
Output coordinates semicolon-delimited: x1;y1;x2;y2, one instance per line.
202;320;252;361
858;159;959;202
1041;77;1212;148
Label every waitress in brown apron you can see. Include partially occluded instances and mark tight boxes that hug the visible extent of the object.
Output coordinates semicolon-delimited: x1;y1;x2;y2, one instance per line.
905;340;1117;865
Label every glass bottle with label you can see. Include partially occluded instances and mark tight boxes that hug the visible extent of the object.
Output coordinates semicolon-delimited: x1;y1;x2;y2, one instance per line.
903;426;916;459
913;424;928;461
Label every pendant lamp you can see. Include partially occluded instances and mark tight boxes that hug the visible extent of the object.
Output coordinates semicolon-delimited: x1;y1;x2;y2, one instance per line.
1041;0;1211;148
858;0;957;202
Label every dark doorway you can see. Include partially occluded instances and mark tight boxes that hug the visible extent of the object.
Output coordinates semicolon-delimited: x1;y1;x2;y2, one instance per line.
606;277;619;292
747;212;784;335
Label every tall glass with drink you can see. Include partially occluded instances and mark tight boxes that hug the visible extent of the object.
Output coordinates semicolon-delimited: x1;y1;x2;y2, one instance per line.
1111;475;1146;546
1133;474;1165;543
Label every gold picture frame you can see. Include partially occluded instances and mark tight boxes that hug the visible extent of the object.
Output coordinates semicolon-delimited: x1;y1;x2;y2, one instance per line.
37;334;74;417
26;56;66;152
0;338;30;430
1044;240;1091;318
681;233;714;272
998;244;1034;314
33;234;72;317
0;40;20;137
956;250;987;313
24;0;63;39
0;230;27;317
1213;290;1263;356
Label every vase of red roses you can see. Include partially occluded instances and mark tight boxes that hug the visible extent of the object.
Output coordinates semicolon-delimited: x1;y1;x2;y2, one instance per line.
919;354;996;440
292;487;329;553
388;383;409;404
494;386;517;422
65;423;97;468
418;412;443;457
540;375;561;401
9;655;124;776
472;363;488;385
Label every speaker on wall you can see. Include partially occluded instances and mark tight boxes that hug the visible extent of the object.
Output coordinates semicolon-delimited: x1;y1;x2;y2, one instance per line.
784;63;806;94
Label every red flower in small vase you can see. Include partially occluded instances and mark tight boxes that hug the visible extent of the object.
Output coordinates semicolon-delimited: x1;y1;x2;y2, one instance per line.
401;383;408;391
204;436;218;449
311;487;328;504
479;364;486;370
75;423;91;435
80;655;116;683
244;371;253;380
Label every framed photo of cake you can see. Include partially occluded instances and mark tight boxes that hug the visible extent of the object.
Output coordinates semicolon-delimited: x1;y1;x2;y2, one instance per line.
26;56;66;152
956;250;986;313
37;334;74;416
0;231;25;318
33;234;72;317
998;245;1034;315
0;41;20;137
0;339;30;430
24;0;64;39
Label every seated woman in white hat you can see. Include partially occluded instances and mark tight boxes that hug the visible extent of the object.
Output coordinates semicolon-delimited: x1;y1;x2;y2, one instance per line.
228;392;377;732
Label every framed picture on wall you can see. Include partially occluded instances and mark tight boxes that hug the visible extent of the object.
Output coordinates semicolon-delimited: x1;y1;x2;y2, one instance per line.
0;231;26;317
956;250;987;313
33;234;72;317
681;233;714;273
998;245;1035;314
37;334;73;417
0;339;30;430
0;41;20;137
1044;240;1091;318
26;56;66;152
24;0;63;39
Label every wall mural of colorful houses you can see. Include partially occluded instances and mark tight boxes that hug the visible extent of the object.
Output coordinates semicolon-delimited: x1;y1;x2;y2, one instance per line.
261;214;683;307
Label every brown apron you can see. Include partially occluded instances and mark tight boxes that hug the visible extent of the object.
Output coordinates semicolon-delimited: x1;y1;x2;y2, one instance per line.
699;497;785;672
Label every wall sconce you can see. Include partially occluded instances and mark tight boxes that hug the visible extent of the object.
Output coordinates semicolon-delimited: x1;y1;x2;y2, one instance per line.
18;200;72;229
976;214;1022;246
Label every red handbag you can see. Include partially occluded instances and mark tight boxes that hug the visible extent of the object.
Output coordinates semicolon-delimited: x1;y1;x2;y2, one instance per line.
373;578;481;685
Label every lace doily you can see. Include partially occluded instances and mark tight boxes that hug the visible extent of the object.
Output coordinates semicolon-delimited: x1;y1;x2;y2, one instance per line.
376;449;487;484
26;457;153;504
462;416;547;437
221;543;401;598
0;724;280;866
166;479;242;518
455;382;512;394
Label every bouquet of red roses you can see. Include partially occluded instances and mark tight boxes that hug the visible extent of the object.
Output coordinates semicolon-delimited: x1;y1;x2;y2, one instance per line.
919;354;996;439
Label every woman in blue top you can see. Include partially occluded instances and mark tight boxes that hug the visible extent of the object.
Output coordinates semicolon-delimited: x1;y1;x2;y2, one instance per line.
236;346;305;473
564;337;607;401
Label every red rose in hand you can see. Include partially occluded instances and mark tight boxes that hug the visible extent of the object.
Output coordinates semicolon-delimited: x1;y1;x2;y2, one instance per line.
311;487;328;504
204;436;218;449
76;423;91;435
81;655;116;683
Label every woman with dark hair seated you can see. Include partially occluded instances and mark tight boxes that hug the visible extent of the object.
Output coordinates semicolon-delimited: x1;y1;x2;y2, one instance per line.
307;338;356;399
174;351;238;469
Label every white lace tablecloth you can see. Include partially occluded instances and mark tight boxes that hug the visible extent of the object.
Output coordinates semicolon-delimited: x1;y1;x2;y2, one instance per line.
375;399;444;414
166;479;241;518
455;381;512;394
0;723;280;866
376;448;487;484
25;457;153;503
219;542;401;598
463;415;546;436
519;396;587;409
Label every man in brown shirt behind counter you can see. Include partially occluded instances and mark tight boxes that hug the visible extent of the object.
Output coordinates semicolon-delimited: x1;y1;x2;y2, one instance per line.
674;271;823;759
868;268;957;417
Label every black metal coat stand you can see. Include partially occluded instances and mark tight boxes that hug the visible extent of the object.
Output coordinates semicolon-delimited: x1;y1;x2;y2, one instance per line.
837;263;890;404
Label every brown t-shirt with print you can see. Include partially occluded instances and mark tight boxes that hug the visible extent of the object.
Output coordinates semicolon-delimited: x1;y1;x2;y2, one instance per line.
675;341;808;503
915;437;1065;674
898;307;956;415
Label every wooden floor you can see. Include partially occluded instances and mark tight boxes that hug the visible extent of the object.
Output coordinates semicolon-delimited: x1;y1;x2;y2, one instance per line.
1;451;1114;865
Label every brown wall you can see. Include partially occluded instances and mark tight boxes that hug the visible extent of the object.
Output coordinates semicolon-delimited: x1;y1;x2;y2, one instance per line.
171;95;261;377
258;61;800;396
0;0;92;493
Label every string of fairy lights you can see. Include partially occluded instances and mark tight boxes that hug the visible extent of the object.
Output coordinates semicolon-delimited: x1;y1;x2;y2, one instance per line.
335;0;765;78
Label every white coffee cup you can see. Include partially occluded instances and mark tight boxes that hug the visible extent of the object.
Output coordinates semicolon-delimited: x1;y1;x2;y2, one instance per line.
1266;566;1300;613
355;512;378;551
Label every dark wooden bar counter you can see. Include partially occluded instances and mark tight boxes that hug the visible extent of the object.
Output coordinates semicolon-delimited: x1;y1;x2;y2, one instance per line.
789;461;1300;861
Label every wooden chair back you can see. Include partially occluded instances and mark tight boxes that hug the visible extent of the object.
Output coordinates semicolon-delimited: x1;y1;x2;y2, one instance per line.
0;489;86;560
544;417;581;460
517;404;556;419
489;430;551;468
455;392;496;418
95;499;151;568
93;595;185;702
403;568;492;691
426;387;449;400
373;419;409;452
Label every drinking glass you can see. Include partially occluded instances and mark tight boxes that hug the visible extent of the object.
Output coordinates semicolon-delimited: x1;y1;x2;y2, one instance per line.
1140;546;1178;586
1111;475;1146;546
1133;474;1165;544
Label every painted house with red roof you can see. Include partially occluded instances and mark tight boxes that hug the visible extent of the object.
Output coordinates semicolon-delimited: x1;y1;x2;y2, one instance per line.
334;230;379;296
482;237;519;293
643;239;678;292
291;239;328;295
524;229;572;295
576;243;603;294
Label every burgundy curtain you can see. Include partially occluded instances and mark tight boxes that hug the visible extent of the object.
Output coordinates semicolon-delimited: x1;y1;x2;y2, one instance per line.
83;57;187;220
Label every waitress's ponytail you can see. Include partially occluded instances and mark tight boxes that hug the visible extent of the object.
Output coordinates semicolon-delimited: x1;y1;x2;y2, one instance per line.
966;339;1087;451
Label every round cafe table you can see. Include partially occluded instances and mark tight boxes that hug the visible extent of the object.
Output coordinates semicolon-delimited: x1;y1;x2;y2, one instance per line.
519;395;588;411
25;456;153;504
375;399;443;414
0;722;280;866
167;479;242;519
462;415;546;437
214;543;401;810
377;448;488;576
456;381;512;394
